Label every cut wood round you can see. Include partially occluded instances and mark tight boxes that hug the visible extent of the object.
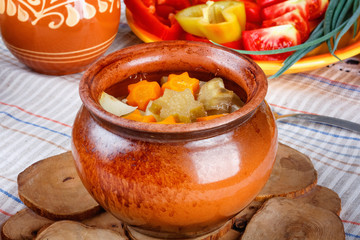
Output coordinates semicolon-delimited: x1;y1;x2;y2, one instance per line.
126;218;233;240
294;185;342;215
256;143;317;201
11;145;340;240
1;208;54;240
218;229;242;240
82;211;126;236
17;151;101;221
231;200;263;233
34;220;127;239
241;197;345;240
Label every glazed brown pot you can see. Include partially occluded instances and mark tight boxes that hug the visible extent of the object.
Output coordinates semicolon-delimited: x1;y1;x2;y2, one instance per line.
0;0;120;75
71;41;278;239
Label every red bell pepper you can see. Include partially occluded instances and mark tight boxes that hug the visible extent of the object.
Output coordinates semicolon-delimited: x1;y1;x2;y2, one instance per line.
157;0;191;10
124;0;188;40
184;33;243;50
184;33;210;43
243;1;262;23
155;4;176;20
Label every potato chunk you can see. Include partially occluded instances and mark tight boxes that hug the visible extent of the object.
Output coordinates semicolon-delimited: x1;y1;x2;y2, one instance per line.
198;77;239;115
149;89;206;123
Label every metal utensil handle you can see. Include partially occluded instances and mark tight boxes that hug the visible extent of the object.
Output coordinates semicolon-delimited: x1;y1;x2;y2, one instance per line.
292;114;360;134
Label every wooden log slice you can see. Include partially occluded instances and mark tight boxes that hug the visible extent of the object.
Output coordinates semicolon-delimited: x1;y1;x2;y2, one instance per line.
294;185;342;215
231;200;263;233
230;185;342;238
241;198;345;240
126;218;233;240
34;220;127;239
17;151;101;221
256;143;317;201
1;208;54;240
218;229;242;240
82;211;127;237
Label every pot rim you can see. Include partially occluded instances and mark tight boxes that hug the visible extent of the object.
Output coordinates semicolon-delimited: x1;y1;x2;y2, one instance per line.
78;41;268;140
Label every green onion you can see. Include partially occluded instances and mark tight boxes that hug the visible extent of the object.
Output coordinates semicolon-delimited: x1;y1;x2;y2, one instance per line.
335;0;352;29
328;0;353;56
273;0;359;78
353;0;360;37
211;0;360;79
328;0;342;33
332;3;360;54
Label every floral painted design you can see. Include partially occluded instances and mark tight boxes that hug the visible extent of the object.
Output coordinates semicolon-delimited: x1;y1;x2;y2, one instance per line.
0;0;120;29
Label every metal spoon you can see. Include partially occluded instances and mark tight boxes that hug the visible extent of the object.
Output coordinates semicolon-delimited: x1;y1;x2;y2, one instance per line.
274;112;360;134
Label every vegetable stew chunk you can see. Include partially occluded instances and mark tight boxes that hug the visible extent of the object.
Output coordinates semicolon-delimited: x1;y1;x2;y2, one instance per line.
149;88;206;123
198;78;238;115
99;72;245;124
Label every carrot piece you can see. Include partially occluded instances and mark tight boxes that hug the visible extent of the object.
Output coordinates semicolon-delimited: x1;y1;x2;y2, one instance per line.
156;115;182;124
127;80;161;111
123;109;156;123
161;72;200;95
196;114;227;122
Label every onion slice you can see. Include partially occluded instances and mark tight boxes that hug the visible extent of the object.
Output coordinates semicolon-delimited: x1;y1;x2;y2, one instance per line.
99;92;137;116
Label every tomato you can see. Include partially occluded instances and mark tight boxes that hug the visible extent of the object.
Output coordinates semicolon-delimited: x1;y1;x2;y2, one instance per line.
261;0;309;20
262;9;309;42
256;0;286;8
306;0;329;20
309;18;322;31
242;24;301;60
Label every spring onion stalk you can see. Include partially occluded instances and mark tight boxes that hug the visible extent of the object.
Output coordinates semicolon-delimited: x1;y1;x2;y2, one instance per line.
211;0;360;79
353;0;360;37
271;0;360;78
332;4;360;54
328;0;353;56
326;0;342;39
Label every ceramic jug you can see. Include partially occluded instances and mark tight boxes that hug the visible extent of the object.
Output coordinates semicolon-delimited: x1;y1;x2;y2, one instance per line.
0;0;120;75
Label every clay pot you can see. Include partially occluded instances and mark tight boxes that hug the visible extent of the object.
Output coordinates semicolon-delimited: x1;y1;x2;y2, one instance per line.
71;41;278;239
0;0;120;75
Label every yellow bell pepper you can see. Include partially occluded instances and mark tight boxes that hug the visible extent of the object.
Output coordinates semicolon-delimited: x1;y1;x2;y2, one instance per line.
175;1;246;43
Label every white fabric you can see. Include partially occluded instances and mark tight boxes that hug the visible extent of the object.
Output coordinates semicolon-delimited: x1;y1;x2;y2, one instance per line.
0;3;359;239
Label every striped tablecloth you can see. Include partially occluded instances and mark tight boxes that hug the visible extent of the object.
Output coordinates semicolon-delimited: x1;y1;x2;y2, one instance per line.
1;3;360;239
